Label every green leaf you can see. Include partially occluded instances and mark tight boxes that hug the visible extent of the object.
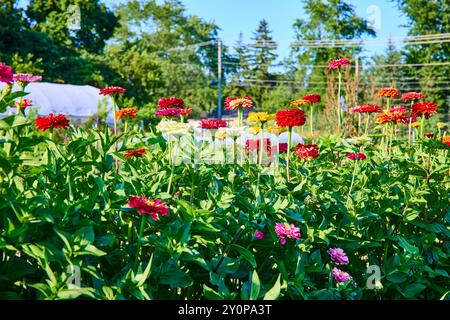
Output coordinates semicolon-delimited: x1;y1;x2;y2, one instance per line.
230;244;257;268
403;283;426;298
263;274;281;300
397;236;419;255
203;285;224;300
250;270;261;300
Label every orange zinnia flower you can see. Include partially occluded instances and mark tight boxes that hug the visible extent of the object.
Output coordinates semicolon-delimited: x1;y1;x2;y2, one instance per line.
378;87;400;98
291;99;311;107
376;113;392;124
124;148;146;158
116;107;138;120
442;136;450;147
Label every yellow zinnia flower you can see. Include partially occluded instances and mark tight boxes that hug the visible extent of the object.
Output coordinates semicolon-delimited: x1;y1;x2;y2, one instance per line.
246;112;275;124
411;121;422;128
247;126;260;134
267;125;287;135
437;122;448;129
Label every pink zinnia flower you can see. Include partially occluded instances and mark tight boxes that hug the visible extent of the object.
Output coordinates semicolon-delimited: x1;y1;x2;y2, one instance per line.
127;195;169;221
13;73;42;83
402;92;424;102
0;62;14;83
347;152;366;161
225;96;253;110
99;86;126;96
157;97;185;109
390;106;407;113
350;105;381;113
332;267;350;283
327;248;349;265
255;231;267;240
200;119;227;129
294;144;319;159
274;222;301;245
328;58;351;70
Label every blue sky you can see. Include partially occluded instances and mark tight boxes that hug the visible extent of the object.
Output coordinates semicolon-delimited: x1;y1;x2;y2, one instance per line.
19;0;410;60
105;0;409;60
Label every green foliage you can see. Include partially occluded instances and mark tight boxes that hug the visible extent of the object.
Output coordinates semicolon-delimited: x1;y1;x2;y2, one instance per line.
1;88;449;299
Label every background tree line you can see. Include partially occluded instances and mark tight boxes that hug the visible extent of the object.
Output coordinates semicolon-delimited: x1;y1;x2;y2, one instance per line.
0;0;448;118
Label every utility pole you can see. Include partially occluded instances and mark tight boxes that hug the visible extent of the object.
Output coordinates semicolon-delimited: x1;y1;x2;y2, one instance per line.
217;39;222;119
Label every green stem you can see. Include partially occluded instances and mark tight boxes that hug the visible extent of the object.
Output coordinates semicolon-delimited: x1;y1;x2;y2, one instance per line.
133;215;147;271
345;159;359;207
337;71;342;132
259;125;264;165
286;127;292;182
238;107;243;127
358;112;361;135
310;107;313;137
364;113;370;135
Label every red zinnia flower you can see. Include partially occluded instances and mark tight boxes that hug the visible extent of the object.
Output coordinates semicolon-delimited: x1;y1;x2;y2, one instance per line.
402;92;424;102
302;94;321;104
346;152;366;161
225;96;253;110
424;133;435;138
13;98;33;109
294;144;319;159
124;148;146;158
0;62;13;83
127;196;169;221
411;102;438;119
157;97;185;109
200;119;227;129
276;109;306;127
390;106;407;113
99;86;126;96
351;105;381;113
328;58;351;70
35;114;70;131
116;107;138;120
377;87;400;98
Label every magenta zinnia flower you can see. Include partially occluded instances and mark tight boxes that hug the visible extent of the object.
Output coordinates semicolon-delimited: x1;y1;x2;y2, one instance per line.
0;62;14;83
274;222;301;245
255;231;267;240
332;267;350;283
13;73;42;83
127;195;169;221
327;248;349;265
156;108;183;117
346;152;366;161
328;58;351;70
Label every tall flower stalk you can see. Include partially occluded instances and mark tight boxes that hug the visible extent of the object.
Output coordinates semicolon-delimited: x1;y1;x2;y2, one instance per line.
328;58;350;132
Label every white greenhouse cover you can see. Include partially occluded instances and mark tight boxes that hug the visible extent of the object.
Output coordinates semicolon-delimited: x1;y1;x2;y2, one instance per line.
0;82;114;122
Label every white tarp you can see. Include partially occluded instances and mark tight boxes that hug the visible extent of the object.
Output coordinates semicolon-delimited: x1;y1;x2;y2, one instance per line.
0;82;114;122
